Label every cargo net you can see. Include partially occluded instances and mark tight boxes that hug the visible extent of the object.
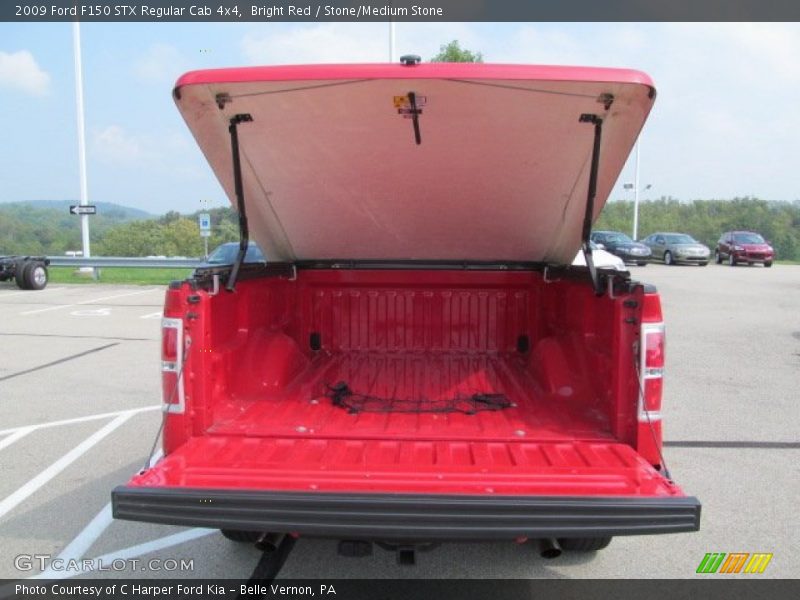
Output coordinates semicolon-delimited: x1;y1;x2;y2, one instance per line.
324;381;512;415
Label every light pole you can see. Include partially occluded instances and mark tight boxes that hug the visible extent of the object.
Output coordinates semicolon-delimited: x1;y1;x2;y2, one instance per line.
624;180;652;240
73;22;91;260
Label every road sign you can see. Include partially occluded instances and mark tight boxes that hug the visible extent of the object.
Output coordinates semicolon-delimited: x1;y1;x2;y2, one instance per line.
198;213;211;238
70;205;96;215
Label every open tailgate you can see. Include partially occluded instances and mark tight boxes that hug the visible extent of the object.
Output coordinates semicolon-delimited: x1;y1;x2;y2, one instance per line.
114;436;700;539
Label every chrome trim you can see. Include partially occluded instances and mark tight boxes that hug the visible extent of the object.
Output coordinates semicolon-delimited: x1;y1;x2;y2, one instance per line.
638;410;662;423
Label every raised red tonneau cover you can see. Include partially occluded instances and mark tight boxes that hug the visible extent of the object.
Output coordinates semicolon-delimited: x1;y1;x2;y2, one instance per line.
172;63;655;264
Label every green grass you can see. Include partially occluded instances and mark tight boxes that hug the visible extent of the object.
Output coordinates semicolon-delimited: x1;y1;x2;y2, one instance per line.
775;260;800;265
48;266;193;285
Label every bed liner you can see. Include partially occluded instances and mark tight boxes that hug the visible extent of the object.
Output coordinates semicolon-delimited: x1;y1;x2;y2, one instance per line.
210;351;612;442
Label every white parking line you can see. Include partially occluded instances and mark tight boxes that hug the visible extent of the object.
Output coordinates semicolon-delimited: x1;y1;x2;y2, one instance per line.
31;449;168;578
30;528;216;580
140;311;163;319
0;405;159;436
39;502;114;578
0;427;35;452
20;288;159;315
30;449;167;579
70;307;112;317
0;413;132;520
0;287;65;299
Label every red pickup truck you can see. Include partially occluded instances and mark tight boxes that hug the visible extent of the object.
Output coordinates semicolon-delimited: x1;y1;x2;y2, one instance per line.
112;62;700;560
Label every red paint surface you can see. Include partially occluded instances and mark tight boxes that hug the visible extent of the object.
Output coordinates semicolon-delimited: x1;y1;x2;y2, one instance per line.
141;269;686;499
129;436;680;497
173;64;655;265
175;63;654;89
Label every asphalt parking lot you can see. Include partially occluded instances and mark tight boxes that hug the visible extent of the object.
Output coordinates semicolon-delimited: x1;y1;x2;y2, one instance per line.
0;264;798;580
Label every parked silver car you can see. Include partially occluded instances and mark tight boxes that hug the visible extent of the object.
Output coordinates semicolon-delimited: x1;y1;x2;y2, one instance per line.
641;232;710;266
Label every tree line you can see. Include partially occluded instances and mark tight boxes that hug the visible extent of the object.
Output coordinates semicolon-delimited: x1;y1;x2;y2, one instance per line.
96;208;239;257
0;203;240;258
3;198;799;261
594;197;800;260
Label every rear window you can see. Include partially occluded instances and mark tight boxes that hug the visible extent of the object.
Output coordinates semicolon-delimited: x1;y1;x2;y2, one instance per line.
664;234;696;244
606;233;634;244
207;244;266;264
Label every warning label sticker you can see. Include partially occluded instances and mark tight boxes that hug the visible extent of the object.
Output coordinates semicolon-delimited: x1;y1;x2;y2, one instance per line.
397;107;423;119
393;95;427;109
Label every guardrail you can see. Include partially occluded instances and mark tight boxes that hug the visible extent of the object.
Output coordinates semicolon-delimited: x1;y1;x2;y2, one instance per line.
46;257;204;269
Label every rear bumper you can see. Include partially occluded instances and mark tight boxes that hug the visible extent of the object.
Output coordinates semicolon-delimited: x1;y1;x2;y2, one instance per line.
112;487;701;541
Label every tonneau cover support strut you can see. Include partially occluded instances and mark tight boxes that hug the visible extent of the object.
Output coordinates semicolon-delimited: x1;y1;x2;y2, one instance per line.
226;113;253;291
579;112;605;296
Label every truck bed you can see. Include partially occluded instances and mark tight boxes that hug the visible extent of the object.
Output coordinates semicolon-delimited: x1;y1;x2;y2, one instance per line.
117;270;699;537
209;351;614;443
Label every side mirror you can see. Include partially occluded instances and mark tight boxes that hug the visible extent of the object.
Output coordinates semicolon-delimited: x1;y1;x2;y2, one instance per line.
595;243;605;250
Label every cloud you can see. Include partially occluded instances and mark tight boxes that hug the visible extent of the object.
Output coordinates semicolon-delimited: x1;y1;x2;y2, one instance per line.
483;23;800;200
240;22;493;68
662;23;800;86
494;26;586;66
232;22;797;200
134;43;188;84
241;23;389;65
92;125;199;177
0;50;50;96
93;125;144;165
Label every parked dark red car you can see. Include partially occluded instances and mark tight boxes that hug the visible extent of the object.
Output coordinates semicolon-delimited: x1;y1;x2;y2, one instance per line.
715;231;774;267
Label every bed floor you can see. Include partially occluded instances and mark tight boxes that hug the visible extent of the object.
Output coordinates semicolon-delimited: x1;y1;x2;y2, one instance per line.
209;351;613;443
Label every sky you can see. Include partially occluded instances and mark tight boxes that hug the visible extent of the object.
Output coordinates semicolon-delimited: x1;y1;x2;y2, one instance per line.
0;21;798;215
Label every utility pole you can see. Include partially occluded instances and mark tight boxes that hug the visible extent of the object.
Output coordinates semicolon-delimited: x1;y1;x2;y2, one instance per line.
73;22;91;260
632;141;641;241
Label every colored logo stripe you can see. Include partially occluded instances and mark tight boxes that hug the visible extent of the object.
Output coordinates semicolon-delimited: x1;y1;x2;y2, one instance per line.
744;553;773;574
697;553;726;573
720;553;749;573
696;552;773;574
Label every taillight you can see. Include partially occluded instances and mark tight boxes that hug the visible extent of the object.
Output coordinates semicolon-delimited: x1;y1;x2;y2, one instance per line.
162;324;178;361
644;328;664;374
161;317;184;413
639;323;665;420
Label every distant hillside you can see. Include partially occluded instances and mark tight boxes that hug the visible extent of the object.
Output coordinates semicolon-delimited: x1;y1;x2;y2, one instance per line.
12;200;153;220
0;200;153;256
